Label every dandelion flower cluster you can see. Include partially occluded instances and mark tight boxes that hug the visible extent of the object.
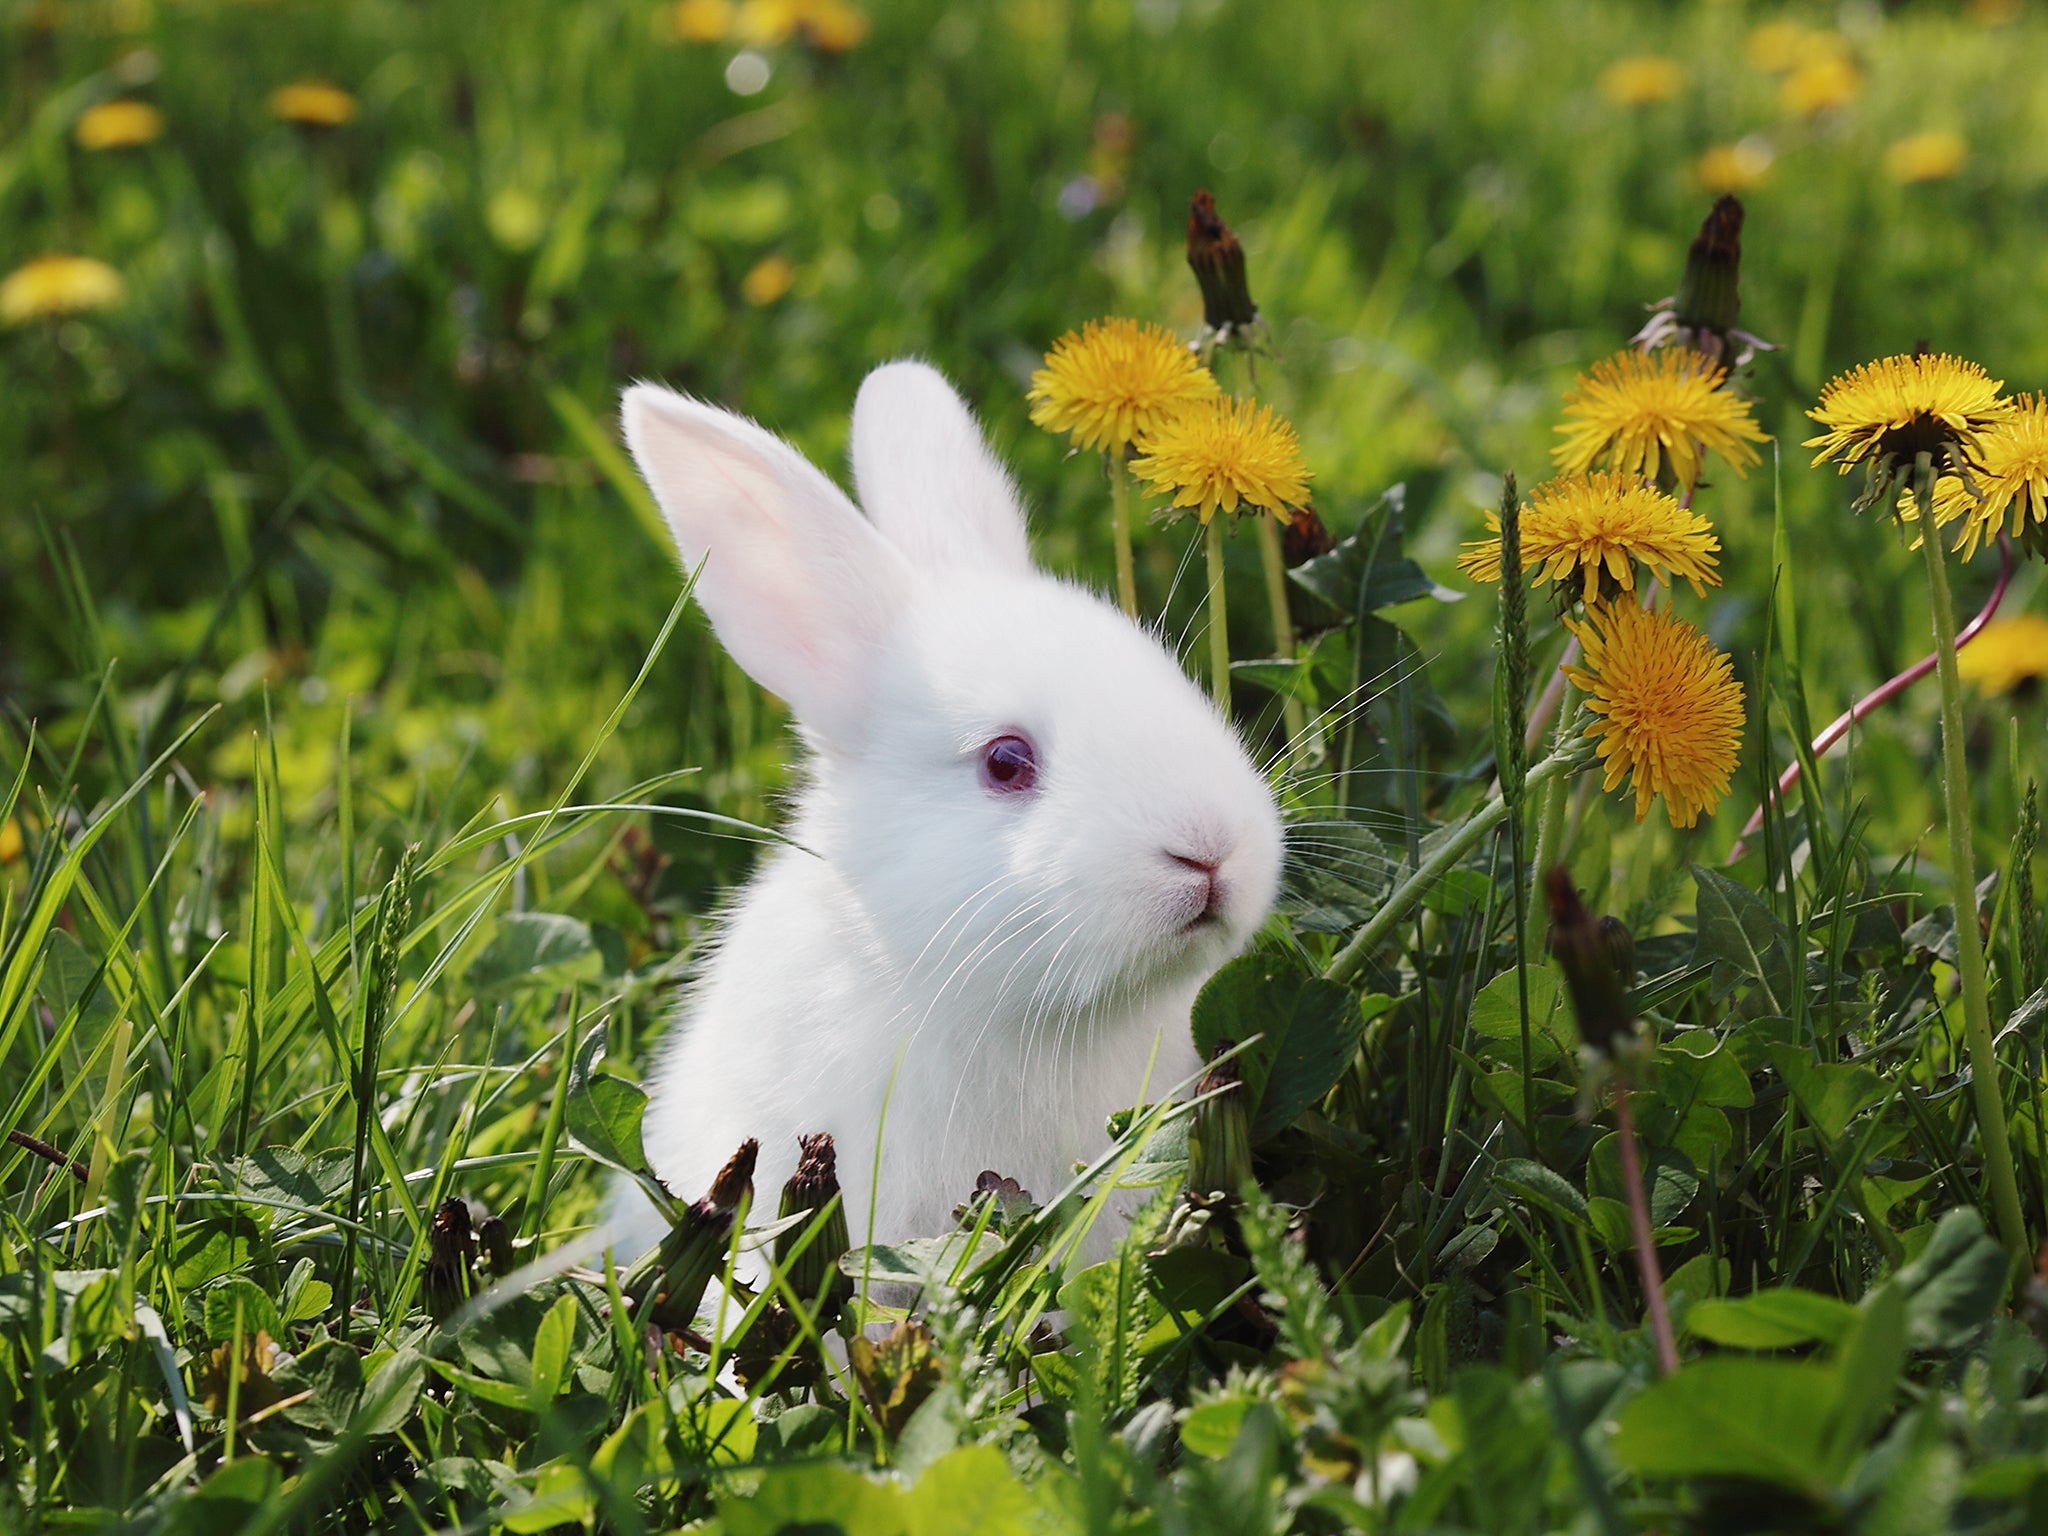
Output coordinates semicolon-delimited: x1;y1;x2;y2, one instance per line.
1957;615;2048;696
1458;472;1720;605
1566;602;1746;828
1128;396;1311;523
75;99;163;150
1553;348;1767;487
1804;352;2012;494
1028;317;1219;454
269;81;358;126
0;255;125;325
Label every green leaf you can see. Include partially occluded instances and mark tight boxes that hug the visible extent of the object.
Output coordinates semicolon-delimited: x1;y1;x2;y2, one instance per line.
1765;1045;1888;1144
527;1293;577;1408
1181;1398;1253;1458
1494;1157;1589;1228
156;1455;280;1536
1586;1136;1697;1227
356;1346;426;1435
564;1023;649;1175
1691;865;1795;1007
500;1462;595;1535
722;1461;908;1536
218;1148;355;1218
1895;1208;2009;1351
466;912;601;999
1825;1282;1906;1476
203;1278;285;1345
172;1217;268;1290
1612;1356;1840;1496
1190;952;1367;1141
1686;1289;1856;1349
902;1444;1049;1536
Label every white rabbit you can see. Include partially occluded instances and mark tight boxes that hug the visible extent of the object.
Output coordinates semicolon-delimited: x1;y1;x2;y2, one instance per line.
607;361;1283;1267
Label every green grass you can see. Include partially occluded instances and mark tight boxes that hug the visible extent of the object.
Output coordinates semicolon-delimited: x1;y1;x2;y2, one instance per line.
5;0;2048;1530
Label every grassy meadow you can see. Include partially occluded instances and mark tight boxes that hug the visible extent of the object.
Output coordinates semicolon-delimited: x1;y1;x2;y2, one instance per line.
5;0;2048;1530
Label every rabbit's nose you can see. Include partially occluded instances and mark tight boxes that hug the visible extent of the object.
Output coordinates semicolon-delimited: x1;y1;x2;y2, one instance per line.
1168;851;1223;915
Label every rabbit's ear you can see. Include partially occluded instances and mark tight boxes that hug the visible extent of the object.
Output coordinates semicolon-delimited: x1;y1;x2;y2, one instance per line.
850;361;1033;575
623;384;910;745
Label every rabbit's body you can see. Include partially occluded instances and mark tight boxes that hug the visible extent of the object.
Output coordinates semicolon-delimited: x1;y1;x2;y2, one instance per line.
608;362;1281;1264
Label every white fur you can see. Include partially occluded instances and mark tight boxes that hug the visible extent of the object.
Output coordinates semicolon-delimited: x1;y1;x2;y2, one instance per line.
609;361;1283;1265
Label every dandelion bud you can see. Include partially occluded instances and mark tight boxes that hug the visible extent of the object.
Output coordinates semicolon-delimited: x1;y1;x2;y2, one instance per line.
423;1197;476;1323
776;1132;851;1320
1186;1043;1253;1197
637;1138;757;1334
1675;196;1744;343
1544;869;1639;1062
1187;190;1258;335
1600;915;1637;982
475;1214;515;1278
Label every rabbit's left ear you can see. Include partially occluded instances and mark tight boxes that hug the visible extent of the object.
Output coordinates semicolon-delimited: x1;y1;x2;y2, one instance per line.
850;361;1033;576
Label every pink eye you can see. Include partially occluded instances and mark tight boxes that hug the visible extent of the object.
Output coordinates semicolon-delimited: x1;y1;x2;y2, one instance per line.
979;734;1038;795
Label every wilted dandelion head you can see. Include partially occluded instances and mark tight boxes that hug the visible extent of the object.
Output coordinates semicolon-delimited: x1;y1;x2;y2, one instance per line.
1028;317;1219;454
1885;131;1967;184
1457;472;1720;606
1958;615;2048;697
1128;396;1311;523
75;99;163;150
1597;55;1685;106
1553;347;1768;488
269;81;357;126
1565;603;1746;829
0;255;124;325
1805;353;2012;499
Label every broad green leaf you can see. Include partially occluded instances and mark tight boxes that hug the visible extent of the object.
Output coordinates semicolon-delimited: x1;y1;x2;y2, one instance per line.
903;1444;1048;1536
1586;1136;1697;1227
1687;1289;1855;1349
564;1022;649;1174
1494;1157;1588;1227
466;912;601;998
1612;1356;1841;1496
1825;1283;1906;1476
202;1278;284;1345
1691;865;1794;1007
1895;1208;2009;1351
1190;953;1367;1141
527;1293;577;1408
172;1217;268;1290
156;1455;280;1536
501;1462;594;1534
1181;1397;1253;1458
356;1346;426;1435
1766;1045;1887;1144
722;1461;908;1536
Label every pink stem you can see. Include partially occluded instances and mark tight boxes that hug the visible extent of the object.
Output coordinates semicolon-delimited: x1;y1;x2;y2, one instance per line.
1731;533;2015;855
1615;1086;1679;1377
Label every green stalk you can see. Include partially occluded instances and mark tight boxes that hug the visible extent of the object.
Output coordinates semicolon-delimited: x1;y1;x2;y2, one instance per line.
1914;452;2028;1267
1523;685;1578;964
1254;511;1311;760
1204;515;1231;713
1327;735;1591;985
1110;447;1138;619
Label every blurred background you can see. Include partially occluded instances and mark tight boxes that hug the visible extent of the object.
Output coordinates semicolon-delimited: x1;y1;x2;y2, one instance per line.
4;0;2043;902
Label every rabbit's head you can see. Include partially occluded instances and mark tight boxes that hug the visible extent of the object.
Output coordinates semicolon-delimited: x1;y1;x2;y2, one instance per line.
621;362;1282;1031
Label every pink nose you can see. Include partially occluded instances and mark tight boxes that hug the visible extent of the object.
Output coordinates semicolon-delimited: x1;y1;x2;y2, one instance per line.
1170;851;1223;915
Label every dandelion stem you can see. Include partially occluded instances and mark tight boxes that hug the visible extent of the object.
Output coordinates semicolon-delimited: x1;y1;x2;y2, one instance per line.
1327;735;1592;985
1204;515;1231;713
1254;512;1309;760
1614;1086;1678;1376
1110;447;1138;619
1524;685;1577;964
1915;452;2029;1269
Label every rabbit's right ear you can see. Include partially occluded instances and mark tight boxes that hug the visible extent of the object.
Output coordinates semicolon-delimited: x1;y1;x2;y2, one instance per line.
622;384;911;746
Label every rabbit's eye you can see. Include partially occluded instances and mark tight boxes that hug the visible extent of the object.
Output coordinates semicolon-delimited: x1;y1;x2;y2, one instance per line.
979;734;1038;795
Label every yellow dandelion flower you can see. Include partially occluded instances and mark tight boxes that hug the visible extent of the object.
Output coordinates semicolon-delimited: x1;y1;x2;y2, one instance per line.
1780;53;1861;118
1598;55;1685;106
1028;317;1219;454
1565;603;1746;828
1957;615;2048;695
1805;353;2013;489
269;81;357;127
0;255;125;325
1746;20;1818;72
800;0;868;51
1457;472;1720;605
1553;348;1768;488
75;99;163;150
671;0;734;41
1938;394;2048;560
0;817;22;865
1696;138;1773;194
741;253;795;305
1128;396;1311;523
1884;131;1967;184
735;0;801;45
